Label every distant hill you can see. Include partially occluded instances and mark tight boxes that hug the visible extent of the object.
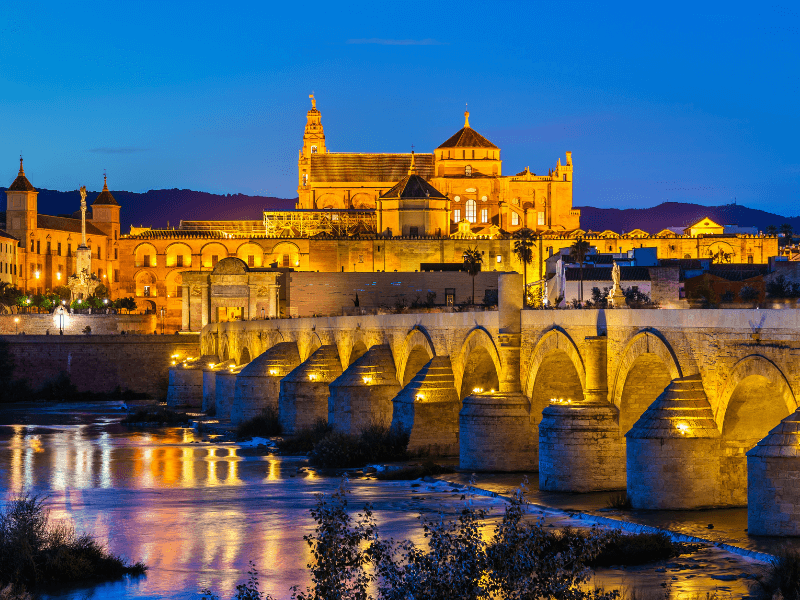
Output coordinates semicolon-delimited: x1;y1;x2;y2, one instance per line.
576;202;800;235
0;187;296;230
3;187;796;236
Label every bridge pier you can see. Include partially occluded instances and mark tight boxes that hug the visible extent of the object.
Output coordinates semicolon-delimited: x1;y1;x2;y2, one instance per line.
215;364;245;420
329;344;401;435
279;345;343;434
167;354;216;408
231;342;300;425
539;336;626;491
202;359;234;413
392;356;460;456
626;374;721;509
460;274;536;471
747;409;800;535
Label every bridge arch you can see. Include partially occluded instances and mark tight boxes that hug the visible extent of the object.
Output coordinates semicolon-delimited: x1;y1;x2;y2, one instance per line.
396;326;436;386
718;355;796;435
454;327;502;400
524;328;586;425
240;346;251;364
611;329;683;434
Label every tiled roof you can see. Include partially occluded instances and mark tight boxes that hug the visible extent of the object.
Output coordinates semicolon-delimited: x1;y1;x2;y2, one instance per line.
0;228;18;241
93;176;119;206
565;266;652;281
309;153;434;182
37;214;106;236
8;174;35;192
380;174;446;200
437;127;498;149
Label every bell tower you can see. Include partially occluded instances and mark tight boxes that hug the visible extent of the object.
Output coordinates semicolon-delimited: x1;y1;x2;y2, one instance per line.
5;158;38;241
298;93;327;207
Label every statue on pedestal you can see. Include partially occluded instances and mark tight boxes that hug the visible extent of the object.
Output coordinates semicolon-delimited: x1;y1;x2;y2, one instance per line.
608;260;628;309
67;186;101;302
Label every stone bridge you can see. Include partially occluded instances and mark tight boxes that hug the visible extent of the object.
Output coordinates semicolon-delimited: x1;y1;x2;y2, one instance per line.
169;274;800;532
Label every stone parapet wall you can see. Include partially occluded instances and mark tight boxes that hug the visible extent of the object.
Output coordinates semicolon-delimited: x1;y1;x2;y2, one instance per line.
0;334;200;397
0;313;156;335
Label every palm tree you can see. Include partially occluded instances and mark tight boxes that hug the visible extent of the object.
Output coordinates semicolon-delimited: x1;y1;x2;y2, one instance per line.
513;228;535;307
780;223;793;239
767;225;778;235
569;237;591;304
462;247;483;306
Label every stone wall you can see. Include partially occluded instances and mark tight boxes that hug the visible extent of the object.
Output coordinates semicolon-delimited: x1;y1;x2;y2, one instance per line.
1;334;200;397
0;313;156;335
286;271;501;317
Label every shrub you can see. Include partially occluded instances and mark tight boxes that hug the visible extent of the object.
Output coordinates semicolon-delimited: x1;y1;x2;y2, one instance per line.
766;274;800;299
35;372;78;401
308;424;410;468
121;408;190;426
739;284;760;303
589;531;678;567
0;494;145;594
236;406;281;439
750;549;800;600
606;492;632;510
309;431;366;468
277;420;331;454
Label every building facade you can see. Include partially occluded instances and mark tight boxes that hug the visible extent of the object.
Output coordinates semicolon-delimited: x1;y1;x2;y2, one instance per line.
2;160;120;297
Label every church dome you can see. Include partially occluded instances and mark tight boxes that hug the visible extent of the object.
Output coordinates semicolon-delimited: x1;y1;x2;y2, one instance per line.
437;111;498;149
93;175;119;206
8;158;35;191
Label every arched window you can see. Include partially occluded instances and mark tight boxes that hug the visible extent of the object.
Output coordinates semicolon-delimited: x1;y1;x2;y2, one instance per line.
512;213;520;226
465;165;472;176
453;209;461;223
311;146;317;154
465;199;477;223
302;173;308;185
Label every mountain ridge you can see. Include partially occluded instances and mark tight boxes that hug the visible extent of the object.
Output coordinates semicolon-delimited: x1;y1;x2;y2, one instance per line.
2;187;797;235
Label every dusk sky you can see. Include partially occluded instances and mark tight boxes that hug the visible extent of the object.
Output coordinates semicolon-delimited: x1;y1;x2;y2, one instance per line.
1;1;798;214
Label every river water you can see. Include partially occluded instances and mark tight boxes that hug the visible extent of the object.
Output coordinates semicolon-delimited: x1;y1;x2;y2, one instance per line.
0;403;781;599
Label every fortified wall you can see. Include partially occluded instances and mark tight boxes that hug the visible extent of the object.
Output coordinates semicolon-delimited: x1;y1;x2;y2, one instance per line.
2;334;200;397
0;313;156;335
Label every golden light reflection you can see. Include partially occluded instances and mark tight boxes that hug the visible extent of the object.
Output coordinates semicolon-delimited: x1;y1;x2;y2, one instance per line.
676;422;690;435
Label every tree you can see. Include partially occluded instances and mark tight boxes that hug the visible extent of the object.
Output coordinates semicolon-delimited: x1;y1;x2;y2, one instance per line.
512;228;535;307
569;237;591;303
462;248;483;306
767;225;778;235
739;284;760;303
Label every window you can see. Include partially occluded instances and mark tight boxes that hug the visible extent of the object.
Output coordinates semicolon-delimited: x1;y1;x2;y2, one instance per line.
471;150;475;159
547;246;554;257
114;248;118;260
212;255;219;267
302;173;308;185
67;244;72;257
46;241;51;254
248;255;255;267
563;174;567;181
409;226;419;236
143;285;151;297
176;286;182;298
143;255;152;267
114;231;117;240
480;208;488;223
538;211;545;226
496;255;502;263
465;165;472;176
453;209;461;222
97;247;101;260
512;213;520;226
466;199;476;223
36;241;40;254
176;255;184;267
454;195;460;203
748;255;754;264
98;268;103;279
282;254;290;267
114;269;119;282
311;146;317;153
57;242;61;256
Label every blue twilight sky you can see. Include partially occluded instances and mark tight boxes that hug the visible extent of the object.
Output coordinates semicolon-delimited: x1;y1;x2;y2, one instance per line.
1;0;798;214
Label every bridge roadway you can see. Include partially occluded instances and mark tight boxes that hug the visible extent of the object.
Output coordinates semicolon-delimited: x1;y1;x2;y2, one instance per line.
167;274;800;535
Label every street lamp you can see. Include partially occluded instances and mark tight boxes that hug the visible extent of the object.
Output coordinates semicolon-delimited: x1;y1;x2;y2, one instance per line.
14;317;19;334
58;309;64;335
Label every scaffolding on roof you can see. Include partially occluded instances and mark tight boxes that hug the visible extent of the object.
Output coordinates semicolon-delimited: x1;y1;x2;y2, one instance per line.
263;210;377;237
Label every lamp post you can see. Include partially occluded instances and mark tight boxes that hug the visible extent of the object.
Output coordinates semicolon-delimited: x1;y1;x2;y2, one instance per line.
58;309;64;335
14;317;19;334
